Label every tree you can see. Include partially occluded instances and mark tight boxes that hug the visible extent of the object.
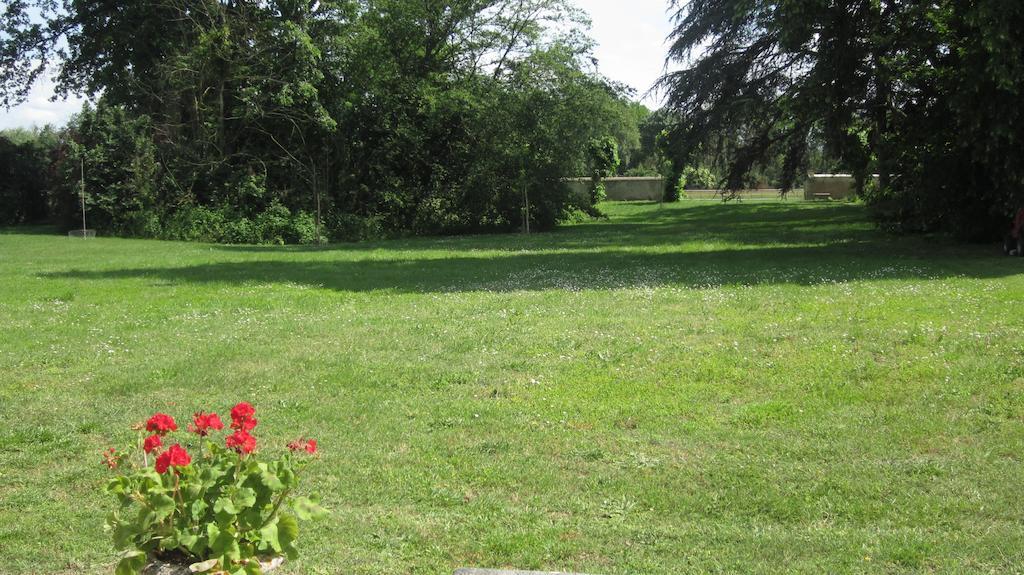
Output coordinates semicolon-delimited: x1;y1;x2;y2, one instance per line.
657;0;1024;238
587;136;619;206
57;103;160;235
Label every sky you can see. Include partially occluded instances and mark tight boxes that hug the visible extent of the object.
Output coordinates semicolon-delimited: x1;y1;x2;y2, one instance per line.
575;0;677;104
0;0;677;130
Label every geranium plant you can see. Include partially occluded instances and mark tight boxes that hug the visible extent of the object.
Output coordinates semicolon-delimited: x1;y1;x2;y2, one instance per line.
103;402;326;575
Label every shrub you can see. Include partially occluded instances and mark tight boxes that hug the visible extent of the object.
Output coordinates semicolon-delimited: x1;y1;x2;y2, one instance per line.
254;203;293;245
663;167;683;202
680;165;716;190
223;217;258;244
325;212;385;242
103;403;326;575
587;136;620;206
162;206;228;242
288;211;320;245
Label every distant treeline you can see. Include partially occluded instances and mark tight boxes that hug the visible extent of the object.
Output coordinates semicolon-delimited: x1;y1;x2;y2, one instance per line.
0;1;678;242
1;1;841;243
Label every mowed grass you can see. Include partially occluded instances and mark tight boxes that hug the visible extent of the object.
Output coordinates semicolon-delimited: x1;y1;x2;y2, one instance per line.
1;201;1023;574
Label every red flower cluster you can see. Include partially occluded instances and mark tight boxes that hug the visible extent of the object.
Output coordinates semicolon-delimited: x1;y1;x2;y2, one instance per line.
155;444;191;474
226;430;257;454
145;413;177;435
230;402;257;431
287;438;318;454
143;434;163;454
106;403;315;472
225;402;258;454
188;411;224;436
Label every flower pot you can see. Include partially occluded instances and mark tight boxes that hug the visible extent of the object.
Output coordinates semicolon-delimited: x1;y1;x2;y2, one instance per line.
142;556;284;574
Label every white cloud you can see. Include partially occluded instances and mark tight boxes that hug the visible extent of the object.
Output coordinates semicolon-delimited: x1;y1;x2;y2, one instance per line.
575;0;677;107
0;72;85;130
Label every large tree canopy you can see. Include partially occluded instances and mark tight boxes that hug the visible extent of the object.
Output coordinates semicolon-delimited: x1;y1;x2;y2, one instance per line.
658;0;1024;238
1;0;642;241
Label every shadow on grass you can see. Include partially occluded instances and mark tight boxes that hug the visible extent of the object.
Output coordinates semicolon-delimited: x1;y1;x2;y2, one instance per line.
43;240;1016;293
39;203;1020;293
0;224;61;236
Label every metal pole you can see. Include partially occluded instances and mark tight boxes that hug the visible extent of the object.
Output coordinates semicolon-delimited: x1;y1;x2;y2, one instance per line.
522;182;529;234
314;167;322;245
80;155;87;235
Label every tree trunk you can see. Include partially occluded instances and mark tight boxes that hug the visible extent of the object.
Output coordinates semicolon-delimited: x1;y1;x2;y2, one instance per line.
871;1;892;193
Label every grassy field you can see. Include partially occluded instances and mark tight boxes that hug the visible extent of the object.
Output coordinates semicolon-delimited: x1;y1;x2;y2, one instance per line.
1;201;1023;574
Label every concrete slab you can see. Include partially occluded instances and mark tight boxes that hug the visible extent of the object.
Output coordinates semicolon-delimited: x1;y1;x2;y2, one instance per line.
454;569;596;575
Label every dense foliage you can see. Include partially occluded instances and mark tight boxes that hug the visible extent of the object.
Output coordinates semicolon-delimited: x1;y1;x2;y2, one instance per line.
586;135;620;205
0;128;59;225
1;0;642;242
658;0;1024;238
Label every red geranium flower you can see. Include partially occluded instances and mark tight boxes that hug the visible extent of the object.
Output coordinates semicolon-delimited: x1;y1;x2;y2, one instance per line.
145;413;178;435
154;444;191;474
143;434;163;454
226;430;257;454
230;402;257;431
188;411;225;436
288;438;317;454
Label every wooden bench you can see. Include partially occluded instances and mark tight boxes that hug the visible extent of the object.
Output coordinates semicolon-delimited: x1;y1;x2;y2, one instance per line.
812;192;831;200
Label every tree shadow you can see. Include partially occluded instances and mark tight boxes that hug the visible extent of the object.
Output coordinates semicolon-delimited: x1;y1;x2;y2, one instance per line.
43;239;1016;294
0;225;61;236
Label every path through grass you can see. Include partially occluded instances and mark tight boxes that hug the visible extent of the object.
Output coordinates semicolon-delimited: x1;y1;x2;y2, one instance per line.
1;201;1022;574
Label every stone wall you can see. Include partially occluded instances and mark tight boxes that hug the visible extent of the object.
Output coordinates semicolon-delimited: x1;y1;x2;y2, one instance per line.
803;174;878;200
565;177;664;201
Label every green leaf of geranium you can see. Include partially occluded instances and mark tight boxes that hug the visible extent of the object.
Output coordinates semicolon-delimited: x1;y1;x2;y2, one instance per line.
260;470;284;491
208;521;240;556
114;550;146;575
136;508;158;531
238;508;263;531
191;498;208;519
149;493;176;521
291;496;328;521
183;481;202;500
260;519;282;553
278;467;297;488
277;513;299;560
159;532;179;550
214;496;237;515
233;487;256;510
110;519;137;550
177;529;199;550
188;558;219;573
106;476;130;496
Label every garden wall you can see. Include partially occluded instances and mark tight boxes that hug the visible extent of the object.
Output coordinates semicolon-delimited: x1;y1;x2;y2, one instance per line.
803;174;878;200
566;177;664;201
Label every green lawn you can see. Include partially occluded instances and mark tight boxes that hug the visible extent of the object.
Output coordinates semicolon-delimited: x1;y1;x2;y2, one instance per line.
1;201;1023;574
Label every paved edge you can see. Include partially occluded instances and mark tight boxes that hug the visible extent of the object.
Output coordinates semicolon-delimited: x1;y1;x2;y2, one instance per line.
454;569;597;575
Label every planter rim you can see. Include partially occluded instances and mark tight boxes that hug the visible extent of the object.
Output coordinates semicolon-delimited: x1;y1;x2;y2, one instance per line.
142;555;284;574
